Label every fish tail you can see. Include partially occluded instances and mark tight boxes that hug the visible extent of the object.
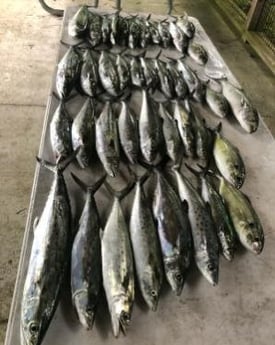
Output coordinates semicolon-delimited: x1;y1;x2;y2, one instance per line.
104;180;135;200
127;165;151;185
185;163;202;177
71;173;106;194
36;148;79;173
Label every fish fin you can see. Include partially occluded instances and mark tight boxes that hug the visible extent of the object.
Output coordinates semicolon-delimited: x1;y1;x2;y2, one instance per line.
99;228;104;240
155;49;162;59
182;200;189;213
36;157;56;173
146;14;151;21
71;172;106;194
185;164;201;177
213;122;222;134
33;217;39;232
104;180;135;201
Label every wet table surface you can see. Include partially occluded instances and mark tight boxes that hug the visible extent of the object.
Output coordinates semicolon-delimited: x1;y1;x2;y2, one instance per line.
4;6;275;345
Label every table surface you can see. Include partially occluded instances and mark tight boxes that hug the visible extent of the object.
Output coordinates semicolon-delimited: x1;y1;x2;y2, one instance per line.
4;6;275;345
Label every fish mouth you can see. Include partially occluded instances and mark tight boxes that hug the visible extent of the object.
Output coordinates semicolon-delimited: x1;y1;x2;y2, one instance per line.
252;241;263;255
119;311;131;336
223;248;234;262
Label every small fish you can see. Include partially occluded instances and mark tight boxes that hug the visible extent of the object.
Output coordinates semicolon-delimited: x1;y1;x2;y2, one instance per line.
166;62;189;99
95;102;119;177
147;20;161;45
158;20;172;48
173;168;219;286
71;98;95;168
102;182;135;337
116;16;130;46
173;100;196;157
50;103;72;159
213;123;246;188
153;172;192;295
221;80;259;133
68;5;90;38
175;13;195;38
187;42;208;65
169;21;189;53
130;56;145;88
110;12;120;45
129;173;163;310
128;18;142;49
71;173;105;329
21;153;75;345
80;49;98;97
118;101;139;164
101;14;112;44
154;59;175;99
56;47;82;99
116;54;130;93
206;86;230;118
98;51;120;96
139;90;162;163
159;103;181;163
140;56;159;91
139;16;152;48
219;177;264;255
88;13;102;47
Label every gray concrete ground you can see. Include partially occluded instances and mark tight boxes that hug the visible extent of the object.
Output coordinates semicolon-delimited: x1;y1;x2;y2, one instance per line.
0;0;274;344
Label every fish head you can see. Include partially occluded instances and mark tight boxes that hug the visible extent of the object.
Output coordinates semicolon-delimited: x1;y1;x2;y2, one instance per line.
166;268;185;296
104;156;119;177
21;298;44;345
141;141;157;164
73;291;95;330
239;104;259;133
227;162;245;189
111;297;132;337
196;253;219;286
140;271;161;311
238;221;264;255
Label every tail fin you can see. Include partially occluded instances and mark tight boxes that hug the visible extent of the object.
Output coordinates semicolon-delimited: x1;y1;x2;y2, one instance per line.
104;180;135;200
71;173;106;194
36;148;79;173
127;166;151;185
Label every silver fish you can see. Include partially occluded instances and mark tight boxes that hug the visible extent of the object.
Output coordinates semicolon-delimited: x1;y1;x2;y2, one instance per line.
98;51;120;97
158;20;172;48
118;101;139;164
110;12;120;45
173;168;219;286
140;56;158;91
102;184;135;337
154;59;175;99
153;172;192;295
147;20;161;45
116;54;130;93
187;42;208;65
56;47;81;99
219;177;264;255
130;56;145;88
166;61;189;99
95;102;119;177
221;80;259;133
50;103;72;159
169;21;189;53
139;90;162;163
101;14;111;44
129;175;163;310
159;103;181;162
71;99;95;168
128;18;142;49
68;5;90;38
88;13;102;47
176;13;195;38
80;50;98;97
21;154;74;345
139;16;152;48
71;173;105;329
206;86;230;118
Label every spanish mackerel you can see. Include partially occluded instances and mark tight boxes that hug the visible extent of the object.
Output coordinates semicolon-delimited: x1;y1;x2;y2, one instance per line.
68;5;90;38
98;51;120;97
80;50;99;97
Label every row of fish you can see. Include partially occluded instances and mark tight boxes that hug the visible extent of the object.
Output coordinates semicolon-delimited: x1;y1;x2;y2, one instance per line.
68;6;200;54
21;149;264;344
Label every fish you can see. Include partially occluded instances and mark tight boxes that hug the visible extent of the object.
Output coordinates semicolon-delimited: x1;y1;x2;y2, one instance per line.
118;101;139;164
169;21;189;53
88;13;102;47
166;61;189;99
56;47;82;99
176;13;195;38
101;14;112;44
71;98;95;168
173;168;219;285
159;103;182;163
98;51;120;96
80;49;98;97
139;89;162;163
128;17;142;49
158;20;172;48
70;173;106;329
139;16;152;48
153;171;192;295
147;20;161;45
219;176;264;255
187;42;208;65
102;182;135;337
173;100;196;158
154;59;175;99
68;5;90;38
116;16;130;46
21;153;76;345
130;56;145;88
129;173;163;310
110;12;120;45
213;123;245;188
50;102;72;159
95;101;120;177
221;80;259;133
116;54;130;93
140;55;159;91
206;86;230;118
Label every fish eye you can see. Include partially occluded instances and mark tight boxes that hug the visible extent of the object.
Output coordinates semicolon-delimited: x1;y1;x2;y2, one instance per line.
151;290;157;297
29;322;39;335
234;164;239;169
249;222;255;228
175;273;182;282
207;264;214;271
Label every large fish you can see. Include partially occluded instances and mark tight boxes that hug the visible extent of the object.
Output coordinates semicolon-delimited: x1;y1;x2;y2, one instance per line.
153;171;192;295
68;5;90;38
221;80;259;133
56;47;81;100
139;90;162;163
71;98;95;168
118;101;139;164
129;173;163;310
206;86;230;118
102;183;135;337
80;49;99;98
71;173;105;329
219;177;264;254
98;51;120;97
21;153;75;345
213;123;245;189
96;102;120;177
50;102;72;159
173;168;219;285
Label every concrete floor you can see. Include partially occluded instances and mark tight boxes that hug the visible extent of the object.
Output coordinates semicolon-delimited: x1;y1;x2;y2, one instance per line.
0;0;274;344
